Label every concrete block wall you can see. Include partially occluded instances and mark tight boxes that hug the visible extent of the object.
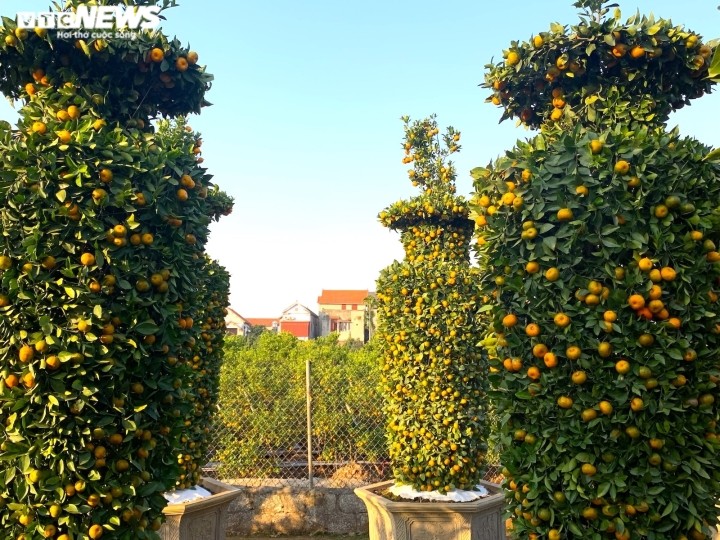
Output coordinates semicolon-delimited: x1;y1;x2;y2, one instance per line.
225;486;368;536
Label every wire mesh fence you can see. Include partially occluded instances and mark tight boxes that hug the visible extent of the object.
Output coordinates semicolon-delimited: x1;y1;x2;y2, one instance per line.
205;339;502;488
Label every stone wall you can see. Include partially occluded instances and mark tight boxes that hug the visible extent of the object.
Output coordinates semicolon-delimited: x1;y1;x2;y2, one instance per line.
225;485;368;536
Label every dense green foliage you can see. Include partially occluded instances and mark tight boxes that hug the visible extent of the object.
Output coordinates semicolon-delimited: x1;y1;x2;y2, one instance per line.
0;2;231;538
476;3;719;539
216;333;385;478
376;116;489;494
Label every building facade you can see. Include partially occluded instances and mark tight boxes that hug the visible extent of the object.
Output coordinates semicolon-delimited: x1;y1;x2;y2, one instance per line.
317;289;374;343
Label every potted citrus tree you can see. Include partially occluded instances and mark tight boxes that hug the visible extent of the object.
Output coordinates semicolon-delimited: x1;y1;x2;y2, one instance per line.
475;1;720;538
0;1;238;538
354;116;504;540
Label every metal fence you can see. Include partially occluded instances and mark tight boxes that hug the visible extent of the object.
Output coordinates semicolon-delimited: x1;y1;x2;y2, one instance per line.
205;357;502;488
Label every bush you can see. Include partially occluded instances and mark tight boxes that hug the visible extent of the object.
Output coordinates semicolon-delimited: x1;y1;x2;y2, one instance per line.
0;3;231;538
215;333;385;479
375;116;489;494
476;2;719;538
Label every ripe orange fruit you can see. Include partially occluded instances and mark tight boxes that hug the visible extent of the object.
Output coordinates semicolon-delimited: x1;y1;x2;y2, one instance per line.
571;370;587;384
545;267;560;281
532;35;544;48
88;524;104;539
654;204;669;218
32;121;47;134
582;507;598;520
80;252;96;266
660;267;676;281
57;130;72;144
648;285;662;300
614;160;630;175
4;374;19;388
630;397;644;411
598;400;613;415
502;313;518;327
525;323;541;337
19;344;34;362
589;139;604;154
603;310;617;322
187;51;199;64
553;313;570;327
557;396;573;409
525;261;540;274
506;51;520;66
550;107;563;121
149;47;165;62
566;345;581;360
543;352;558;368
581;408;598;422
638;257;653;272
615;359;631;374
581;463;597;476
638;333;655;347
22;372;36;388
597;342;612;358
99;168;113;183
630;45;646;59
628;294;645;310
527;366;541;380
176;57;189;71
177;188;189;201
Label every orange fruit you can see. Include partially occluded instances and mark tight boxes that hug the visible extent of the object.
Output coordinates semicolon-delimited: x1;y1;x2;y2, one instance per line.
506;51;520;66
614;160;630;175
648;285;662;300
88;524;104;539
603;310;617;322
589;139;604;154
525;323;541;337
615;359;631;374
176;188;189;201
566;345;581;360
638;257;653;272
557;208;573;221
526;261;540;274
581;463;597;476
638;333;655;347
80;252;96;266
32;121;47;134
502;314;518;327
532;343;549;358
630;397;644;411
543;352;558;368
581;408;598;422
527;366;541;380
4;374;19;388
557;396;573;409
660;267;676;281
628;294;645;310
553;313;570;327
19;344;34;362
630;45;646;58
571;370;587;384
598;400;613;415
176;57;189;71
99;168;113;183
545;267;560;281
654;204;669;218
149;47;165;62
57;130;72;144
187;51;199;64
597;342;612;358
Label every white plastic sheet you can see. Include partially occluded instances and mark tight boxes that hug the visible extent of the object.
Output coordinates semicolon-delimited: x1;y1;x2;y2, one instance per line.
388;483;489;502
163;485;212;504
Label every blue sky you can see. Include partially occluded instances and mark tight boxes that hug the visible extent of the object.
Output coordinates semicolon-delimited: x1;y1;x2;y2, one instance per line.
1;1;719;316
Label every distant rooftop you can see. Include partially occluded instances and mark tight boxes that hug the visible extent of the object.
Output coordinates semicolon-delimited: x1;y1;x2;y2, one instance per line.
317;289;370;305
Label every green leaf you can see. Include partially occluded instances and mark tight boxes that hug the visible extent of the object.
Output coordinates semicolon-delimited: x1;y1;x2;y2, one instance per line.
133;321;159;335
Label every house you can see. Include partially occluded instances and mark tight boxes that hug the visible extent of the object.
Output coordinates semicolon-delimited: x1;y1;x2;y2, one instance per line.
279;302;320;340
317;289;375;343
224;308;251;336
245;317;280;333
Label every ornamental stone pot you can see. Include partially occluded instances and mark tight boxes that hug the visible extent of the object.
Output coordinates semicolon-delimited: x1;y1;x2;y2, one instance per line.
355;480;506;540
159;477;242;540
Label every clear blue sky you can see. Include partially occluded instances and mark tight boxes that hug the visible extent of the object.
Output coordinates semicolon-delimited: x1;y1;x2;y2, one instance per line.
1;1;719;316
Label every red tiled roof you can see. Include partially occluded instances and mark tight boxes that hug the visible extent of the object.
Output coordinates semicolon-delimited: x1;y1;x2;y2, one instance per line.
317;289;369;305
245;318;278;328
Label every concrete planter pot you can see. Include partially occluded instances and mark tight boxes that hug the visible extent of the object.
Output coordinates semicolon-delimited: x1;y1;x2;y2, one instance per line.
355;480;506;540
160;477;242;540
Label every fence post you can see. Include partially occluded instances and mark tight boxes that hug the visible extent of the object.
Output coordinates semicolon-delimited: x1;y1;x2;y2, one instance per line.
306;358;314;488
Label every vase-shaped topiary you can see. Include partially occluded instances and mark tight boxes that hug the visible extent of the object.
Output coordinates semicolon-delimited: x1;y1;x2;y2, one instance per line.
355;116;503;540
475;1;720;538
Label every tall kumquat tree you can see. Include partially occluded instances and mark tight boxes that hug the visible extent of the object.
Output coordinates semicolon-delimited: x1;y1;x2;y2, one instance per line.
375;116;489;494
475;1;719;538
0;2;232;539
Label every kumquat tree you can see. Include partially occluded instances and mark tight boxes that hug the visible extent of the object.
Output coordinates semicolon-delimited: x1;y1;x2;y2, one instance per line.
474;1;719;538
375;116;489;495
0;1;232;539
